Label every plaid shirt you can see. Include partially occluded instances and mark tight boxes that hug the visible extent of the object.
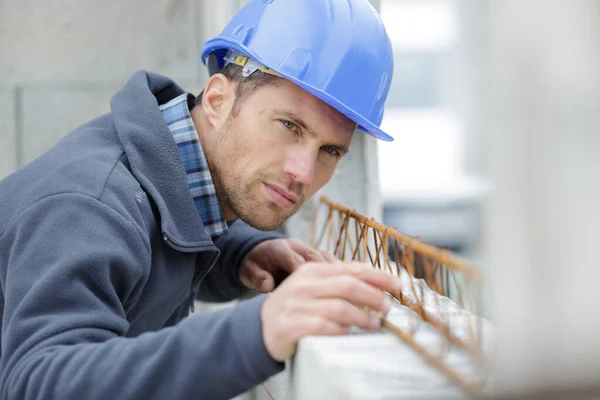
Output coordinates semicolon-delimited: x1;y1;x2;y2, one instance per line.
159;93;227;239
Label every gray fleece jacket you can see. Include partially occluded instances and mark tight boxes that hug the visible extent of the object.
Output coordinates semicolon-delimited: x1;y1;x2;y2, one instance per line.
0;71;285;399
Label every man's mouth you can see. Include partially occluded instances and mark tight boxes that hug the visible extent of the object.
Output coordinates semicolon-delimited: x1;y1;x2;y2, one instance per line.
263;183;297;209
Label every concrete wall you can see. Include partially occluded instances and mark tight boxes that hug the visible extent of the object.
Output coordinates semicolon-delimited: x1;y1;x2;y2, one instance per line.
0;85;17;177
0;0;248;178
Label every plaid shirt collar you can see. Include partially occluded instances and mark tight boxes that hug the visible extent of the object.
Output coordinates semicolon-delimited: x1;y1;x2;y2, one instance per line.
159;93;227;239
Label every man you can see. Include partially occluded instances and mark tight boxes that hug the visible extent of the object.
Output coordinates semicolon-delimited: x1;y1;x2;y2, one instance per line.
0;0;396;398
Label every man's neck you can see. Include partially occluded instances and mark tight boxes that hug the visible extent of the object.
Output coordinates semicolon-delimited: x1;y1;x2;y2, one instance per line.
189;105;238;223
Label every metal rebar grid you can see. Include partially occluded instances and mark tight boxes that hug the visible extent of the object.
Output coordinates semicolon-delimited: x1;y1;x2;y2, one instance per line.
311;197;492;396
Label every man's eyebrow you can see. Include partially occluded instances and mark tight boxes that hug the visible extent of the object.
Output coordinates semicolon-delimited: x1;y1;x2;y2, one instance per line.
273;109;350;155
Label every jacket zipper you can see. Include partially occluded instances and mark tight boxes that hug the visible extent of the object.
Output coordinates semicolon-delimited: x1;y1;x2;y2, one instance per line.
163;233;220;314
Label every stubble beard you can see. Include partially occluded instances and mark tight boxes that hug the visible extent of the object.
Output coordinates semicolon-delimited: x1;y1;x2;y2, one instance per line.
207;123;300;231
211;165;296;231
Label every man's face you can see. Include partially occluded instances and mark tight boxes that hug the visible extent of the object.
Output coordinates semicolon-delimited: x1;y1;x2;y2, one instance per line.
207;78;356;231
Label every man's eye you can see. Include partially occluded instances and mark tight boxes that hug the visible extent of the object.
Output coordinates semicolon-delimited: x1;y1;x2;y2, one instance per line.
322;146;341;157
281;120;298;131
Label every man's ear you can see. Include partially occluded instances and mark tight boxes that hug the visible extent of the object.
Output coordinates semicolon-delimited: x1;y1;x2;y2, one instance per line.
201;73;234;127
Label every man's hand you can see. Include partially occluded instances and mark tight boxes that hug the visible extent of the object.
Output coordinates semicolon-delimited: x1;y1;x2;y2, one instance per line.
240;238;337;293
261;262;401;362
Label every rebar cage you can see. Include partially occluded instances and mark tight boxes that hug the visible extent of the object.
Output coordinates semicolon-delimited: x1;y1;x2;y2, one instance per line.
311;197;493;396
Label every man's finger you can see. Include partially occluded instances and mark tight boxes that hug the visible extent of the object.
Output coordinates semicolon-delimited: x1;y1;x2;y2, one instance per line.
292;315;349;338
305;276;394;315
292;299;382;331
258;275;276;293
269;242;306;273
287;240;327;263
304;262;401;293
319;250;338;263
240;261;275;292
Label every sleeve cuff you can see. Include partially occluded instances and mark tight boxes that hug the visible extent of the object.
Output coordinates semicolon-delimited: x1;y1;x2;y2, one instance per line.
231;294;285;379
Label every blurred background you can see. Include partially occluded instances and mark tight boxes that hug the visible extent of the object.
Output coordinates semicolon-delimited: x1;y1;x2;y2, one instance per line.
1;0;599;397
379;0;488;261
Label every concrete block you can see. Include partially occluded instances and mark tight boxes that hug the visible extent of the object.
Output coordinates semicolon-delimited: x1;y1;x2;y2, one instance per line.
0;86;17;179
0;0;201;84
257;369;291;400
291;302;494;400
290;332;465;400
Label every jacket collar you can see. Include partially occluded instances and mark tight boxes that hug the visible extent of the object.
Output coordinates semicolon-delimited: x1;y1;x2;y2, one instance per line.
110;70;214;252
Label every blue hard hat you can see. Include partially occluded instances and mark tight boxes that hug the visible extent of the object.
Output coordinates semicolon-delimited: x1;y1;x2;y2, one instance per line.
201;0;395;142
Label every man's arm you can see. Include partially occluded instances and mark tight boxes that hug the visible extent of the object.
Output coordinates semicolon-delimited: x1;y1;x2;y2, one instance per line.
0;194;283;399
195;219;283;302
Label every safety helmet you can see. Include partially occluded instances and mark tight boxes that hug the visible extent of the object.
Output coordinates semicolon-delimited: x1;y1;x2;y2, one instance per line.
201;0;395;142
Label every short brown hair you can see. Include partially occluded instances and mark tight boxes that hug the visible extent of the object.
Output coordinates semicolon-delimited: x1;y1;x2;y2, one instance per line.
194;63;281;117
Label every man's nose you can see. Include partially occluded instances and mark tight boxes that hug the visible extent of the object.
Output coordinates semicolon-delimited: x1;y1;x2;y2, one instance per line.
283;147;318;185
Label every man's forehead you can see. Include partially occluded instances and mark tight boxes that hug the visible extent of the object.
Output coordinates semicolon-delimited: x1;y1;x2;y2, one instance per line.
265;79;356;132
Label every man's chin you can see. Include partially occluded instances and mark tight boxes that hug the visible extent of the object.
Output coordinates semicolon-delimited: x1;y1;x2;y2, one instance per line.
237;209;292;232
